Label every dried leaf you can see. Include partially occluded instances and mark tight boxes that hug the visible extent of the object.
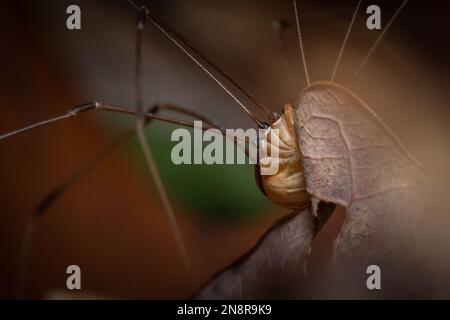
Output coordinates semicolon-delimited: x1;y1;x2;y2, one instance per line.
295;82;430;296
198;82;443;299
195;202;335;299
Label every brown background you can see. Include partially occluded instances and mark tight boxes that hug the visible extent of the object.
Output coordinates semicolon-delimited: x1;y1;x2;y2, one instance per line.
0;0;449;299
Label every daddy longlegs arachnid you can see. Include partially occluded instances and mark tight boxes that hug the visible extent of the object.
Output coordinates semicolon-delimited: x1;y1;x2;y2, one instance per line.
0;0;410;298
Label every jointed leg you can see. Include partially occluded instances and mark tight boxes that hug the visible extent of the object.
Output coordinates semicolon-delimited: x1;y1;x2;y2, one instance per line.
0;101;222;142
133;7;193;282
11;100;221;298
32;103;220;217
7;0;279;296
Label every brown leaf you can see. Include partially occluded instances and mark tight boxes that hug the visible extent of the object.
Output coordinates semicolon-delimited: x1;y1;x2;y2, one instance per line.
197;82;444;299
295;82;430;296
194;202;335;299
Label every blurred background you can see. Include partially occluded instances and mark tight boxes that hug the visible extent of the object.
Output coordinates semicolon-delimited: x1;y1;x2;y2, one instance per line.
0;0;449;299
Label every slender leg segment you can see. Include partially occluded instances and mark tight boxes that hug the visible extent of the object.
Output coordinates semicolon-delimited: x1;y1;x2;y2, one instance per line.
133;7;193;281
331;0;362;82
293;0;311;86
7;0;288;297
0;101;223;142
127;0;273;127
348;0;409;86
33;103;219;217
10;101;221;298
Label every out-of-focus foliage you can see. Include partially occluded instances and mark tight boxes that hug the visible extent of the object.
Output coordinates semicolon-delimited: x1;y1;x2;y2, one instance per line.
127;120;274;221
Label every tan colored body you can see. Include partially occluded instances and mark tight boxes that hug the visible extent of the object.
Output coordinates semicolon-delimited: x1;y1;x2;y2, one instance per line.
259;104;310;209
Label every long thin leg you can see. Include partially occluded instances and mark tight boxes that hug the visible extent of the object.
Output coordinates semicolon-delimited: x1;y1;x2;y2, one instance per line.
0;101;222;142
293;0;311;86
348;0;409;86
133;7;193;281
330;0;362;82
13;101;220;298
34;103;219;216
127;0;273;127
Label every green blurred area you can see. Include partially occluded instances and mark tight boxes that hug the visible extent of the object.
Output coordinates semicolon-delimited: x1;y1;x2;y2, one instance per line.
126;119;274;222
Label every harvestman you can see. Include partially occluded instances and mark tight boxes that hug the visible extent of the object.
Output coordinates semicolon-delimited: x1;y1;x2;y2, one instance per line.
0;0;409;298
